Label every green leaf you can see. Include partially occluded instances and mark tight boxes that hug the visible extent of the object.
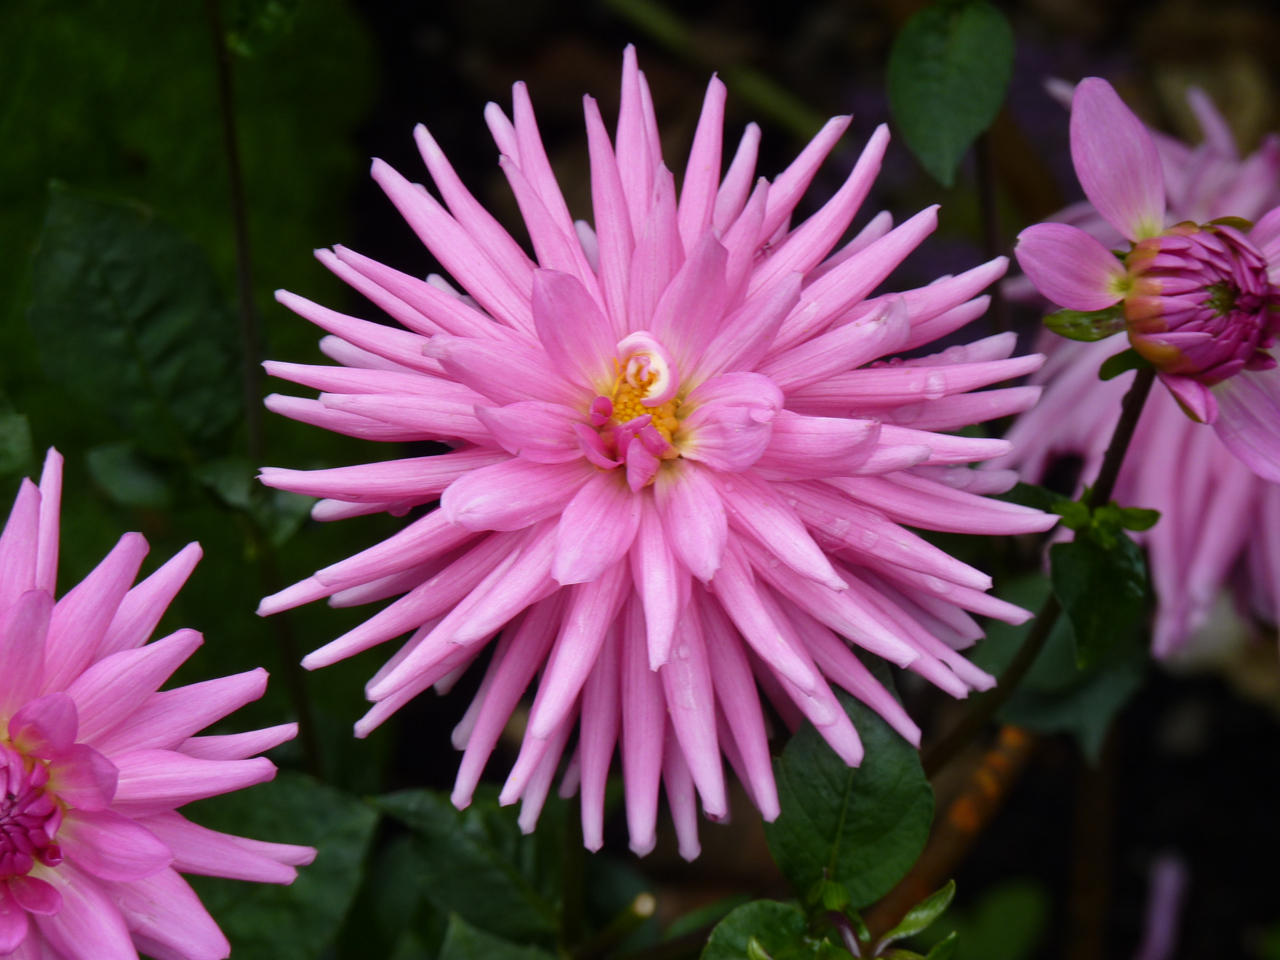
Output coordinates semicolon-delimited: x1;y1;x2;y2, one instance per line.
879;880;956;948
992;483;1068;513
436;914;558;960
27;187;242;460
86;442;171;509
702;901;850;960
375;787;561;945
763;667;933;909
197;457;314;546
1098;347;1152;380
924;931;959;960
886;0;1015;186
665;894;753;942
1118;506;1160;532
0;410;33;480
1050;533;1147;669
1043;305;1126;342
184;771;378;960
224;0;304;57
970;575;1146;761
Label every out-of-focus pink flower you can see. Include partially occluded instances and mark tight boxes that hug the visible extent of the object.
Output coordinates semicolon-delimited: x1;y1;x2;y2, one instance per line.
0;449;315;960
999;83;1280;656
259;48;1055;858
1015;77;1280;479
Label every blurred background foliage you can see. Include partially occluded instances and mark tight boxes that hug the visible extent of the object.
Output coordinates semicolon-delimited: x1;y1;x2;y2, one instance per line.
3;0;1280;957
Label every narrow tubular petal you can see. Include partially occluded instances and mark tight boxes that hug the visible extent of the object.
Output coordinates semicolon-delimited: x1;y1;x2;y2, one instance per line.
761;295;911;393
1213;369;1280;483
265;393;427;442
320;393;492;445
579;624;621;850
1071;78;1166;240
628;168;683;331
99;543;202;659
316;247;446;337
698;593;779;819
679;373;783;473
475;403;585;463
553;471;642;585
584;96;634;339
35;448;62;597
662;724;701;862
713;123;761;232
630;495;688;668
443;458;593;532
179;723;298;761
617;46;655;230
830;474;1060;535
139;812;302;885
1014;222;1126;311
532;270;615;392
648;230;729;371
759;115;852;241
59;810;173;882
678;77;727;251
694;273;801;381
660;612;726;819
786;354;1044;412
0;480;40;614
275;290;439;375
526;561;630;741
653;461;727;582
502;158;602;303
424;335;587;408
43;532;149;694
260;448;509;502
94;669;269;755
312;509;476;589
721;177;769;299
753;410;880;480
515;706;576;834
620;598;665;856
111;750;276;817
0;589;53;720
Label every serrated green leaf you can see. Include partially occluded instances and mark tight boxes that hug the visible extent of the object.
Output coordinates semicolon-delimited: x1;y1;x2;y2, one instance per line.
437;914;557;960
27;187;242;460
763;667;933;909
1098;347;1151;380
375;787;561;945
879;880;956;948
1050;533;1147;669
886;0;1014;186
184;772;378;960
1043;305;1126;342
86;442;171;508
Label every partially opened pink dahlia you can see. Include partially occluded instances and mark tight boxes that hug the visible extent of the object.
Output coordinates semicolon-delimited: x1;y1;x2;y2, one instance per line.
259;48;1055;858
1001;82;1280;655
0;449;314;960
1016;77;1280;479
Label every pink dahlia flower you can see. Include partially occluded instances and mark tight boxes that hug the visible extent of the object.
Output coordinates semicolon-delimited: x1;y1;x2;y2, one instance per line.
999;82;1280;656
0;449;315;960
259;48;1056;858
1015;77;1280;478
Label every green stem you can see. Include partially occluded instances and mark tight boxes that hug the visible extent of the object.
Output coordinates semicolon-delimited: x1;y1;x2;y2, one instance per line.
922;366;1156;777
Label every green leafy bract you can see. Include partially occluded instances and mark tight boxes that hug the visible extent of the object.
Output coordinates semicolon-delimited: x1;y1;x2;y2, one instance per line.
886;0;1015;186
184;772;378;960
1099;347;1153;381
763;667;933;909
1043;305;1126;343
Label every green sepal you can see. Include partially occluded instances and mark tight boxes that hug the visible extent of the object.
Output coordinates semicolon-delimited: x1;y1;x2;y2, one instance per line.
877;880;956;949
1207;215;1254;232
1099;347;1153;381
1044;305;1125;342
807;879;852;914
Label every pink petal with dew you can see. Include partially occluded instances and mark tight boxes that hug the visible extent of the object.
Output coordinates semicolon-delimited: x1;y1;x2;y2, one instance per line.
110;750;275;818
698;593;779;819
35;449;62;597
679;372;783;473
694;273;801;382
31;862;135;960
763;295;911;393
1213;368;1280;483
753;410;880;481
1014;222;1127;312
42;531;149;695
9;693;77;760
805;210;893;284
660;612;727;819
67;629;202;746
1162;373;1218;424
630;496;688;668
140;811;312;885
1071;78;1166;240
475;403;584;464
653;461;728;583
58;809;172;882
0;590;52;720
677;77;727;251
442;458;593;532
48;744;117;811
101;868;229;960
553;471;642;585
0;886;28;956
98;543;202;661
0;480;40;614
578;625;620;850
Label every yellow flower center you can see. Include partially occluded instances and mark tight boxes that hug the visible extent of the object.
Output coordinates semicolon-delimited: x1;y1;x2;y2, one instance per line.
609;362;680;446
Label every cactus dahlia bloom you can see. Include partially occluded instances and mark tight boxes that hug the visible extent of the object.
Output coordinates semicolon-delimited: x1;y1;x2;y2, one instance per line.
259;48;1055;858
0;449;315;960
1000;80;1280;656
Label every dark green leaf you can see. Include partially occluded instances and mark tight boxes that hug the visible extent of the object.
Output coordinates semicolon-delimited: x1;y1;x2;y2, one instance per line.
1098;347;1152;381
665;894;752;942
0;411;33;480
925;931;959;960
1043;306;1126;342
992;483;1068;513
375;787;561;945
970;575;1146;761
27;187;242;459
763;668;933;909
184;771;378;960
86;442;171;509
1118;507;1160;532
1050;533;1147;669
197;457;313;546
1051;499;1091;532
886;0;1014;186
225;0;303;57
437;914;558;960
702;901;851;960
879;880;956;948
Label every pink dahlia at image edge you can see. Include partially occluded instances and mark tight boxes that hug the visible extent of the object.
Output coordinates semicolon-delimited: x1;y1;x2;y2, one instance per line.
258;47;1058;859
1000;78;1280;657
0;448;315;960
